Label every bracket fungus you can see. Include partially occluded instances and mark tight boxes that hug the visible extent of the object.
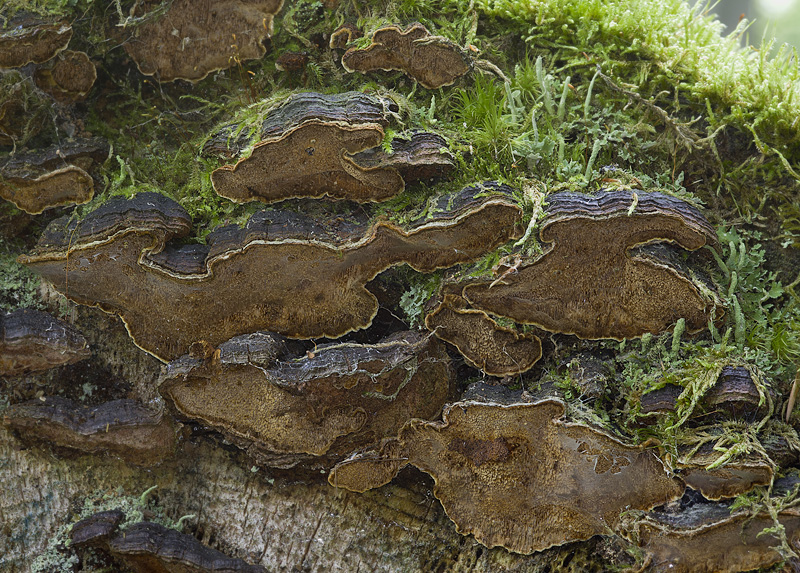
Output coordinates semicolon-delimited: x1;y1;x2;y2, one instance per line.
210;92;451;203
2;397;177;466
676;448;774;501
1;137;109;214
0;18;72;69
329;399;683;554
629;504;800;573
121;0;285;83
71;512;267;572
33;50;96;102
19;183;523;361
425;293;541;376
341;23;471;89
0;309;90;375
161;331;452;467
456;190;721;340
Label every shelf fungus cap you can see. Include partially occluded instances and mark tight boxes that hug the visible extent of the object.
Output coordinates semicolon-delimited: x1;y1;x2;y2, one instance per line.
1;137;109;214
20;184;521;361
0;18;72;69
462;190;722;340
341;23;471;89
210;91;413;203
329;399;683;554
160;330;452;466
2;396;177;466
627;505;800;572
0;309;90;375
122;0;284;82
425;293;541;376
71;515;267;572
33;50;96;102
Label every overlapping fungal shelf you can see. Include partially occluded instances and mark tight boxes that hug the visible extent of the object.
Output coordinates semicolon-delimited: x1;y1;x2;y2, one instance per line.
4;5;798;571
210;91;454;203
20;182;522;360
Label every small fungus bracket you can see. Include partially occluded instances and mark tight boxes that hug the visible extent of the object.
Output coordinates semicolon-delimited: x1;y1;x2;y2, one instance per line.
0;138;109;214
425;293;542;376
341;23;471;89
71;512;267;571
0;309;90;375
460;190;722;340
2;397;177;466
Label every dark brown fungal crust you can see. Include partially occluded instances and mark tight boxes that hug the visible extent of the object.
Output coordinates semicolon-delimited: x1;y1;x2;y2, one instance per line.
122;0;285;83
329;399;683;554
71;516;267;572
2;397;177;466
461;190;721;340
630;506;800;573
0;138;109;214
19;184;523;361
341;23;471;89
210;91;410;203
0;309;90;375
33;50;96;102
425;293;541;376
639;384;683;416
0;19;72;69
351;131;456;185
160;331;453;467
704;365;767;417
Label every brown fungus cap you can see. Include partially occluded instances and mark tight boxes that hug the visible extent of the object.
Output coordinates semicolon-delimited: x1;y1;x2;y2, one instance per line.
19;183;523;361
329;399;683;554
341;23;471;89
628;505;800;573
329;23;362;49
210;91;414;203
461;190;721;340
33;50;96;102
425;293;541;376
122;0;284;83
161;330;452;467
2;396;177;466
0;309;90;375
71;515;267;572
1;137;109;214
0;19;72;69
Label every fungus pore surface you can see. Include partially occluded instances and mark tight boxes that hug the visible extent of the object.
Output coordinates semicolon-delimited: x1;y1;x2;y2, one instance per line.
329;399;683;553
